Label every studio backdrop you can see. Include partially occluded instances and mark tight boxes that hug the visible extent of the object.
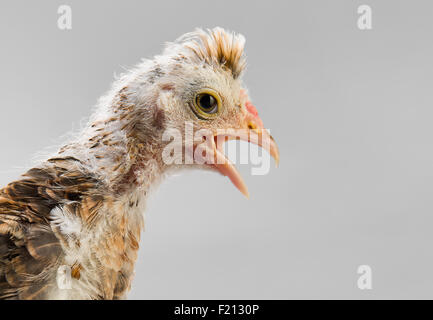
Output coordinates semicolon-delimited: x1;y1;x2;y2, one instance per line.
0;0;432;299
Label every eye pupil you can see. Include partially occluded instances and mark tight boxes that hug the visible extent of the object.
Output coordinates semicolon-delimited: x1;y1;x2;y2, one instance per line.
197;94;217;113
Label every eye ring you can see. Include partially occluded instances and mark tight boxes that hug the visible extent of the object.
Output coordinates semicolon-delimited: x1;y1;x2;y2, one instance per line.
192;89;222;119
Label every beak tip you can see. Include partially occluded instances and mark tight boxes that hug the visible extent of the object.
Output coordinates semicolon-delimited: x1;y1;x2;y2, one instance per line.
269;136;280;169
273;151;280;168
240;186;250;199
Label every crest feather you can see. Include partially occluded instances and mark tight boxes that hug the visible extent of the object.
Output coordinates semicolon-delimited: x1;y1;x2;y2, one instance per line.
168;27;246;79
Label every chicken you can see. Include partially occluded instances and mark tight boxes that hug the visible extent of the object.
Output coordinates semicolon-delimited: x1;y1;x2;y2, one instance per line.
0;27;279;300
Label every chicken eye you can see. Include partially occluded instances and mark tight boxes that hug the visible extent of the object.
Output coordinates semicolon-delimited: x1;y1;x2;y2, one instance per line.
197;94;217;113
192;89;221;119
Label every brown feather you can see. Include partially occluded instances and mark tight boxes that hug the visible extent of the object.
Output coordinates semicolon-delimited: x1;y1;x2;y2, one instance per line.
0;157;101;299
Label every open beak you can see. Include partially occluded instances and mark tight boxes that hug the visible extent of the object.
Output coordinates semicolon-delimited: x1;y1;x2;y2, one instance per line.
192;93;278;198
198;95;279;199
210;128;279;198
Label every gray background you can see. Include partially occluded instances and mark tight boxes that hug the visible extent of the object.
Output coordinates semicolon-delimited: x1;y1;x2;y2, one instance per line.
1;0;432;299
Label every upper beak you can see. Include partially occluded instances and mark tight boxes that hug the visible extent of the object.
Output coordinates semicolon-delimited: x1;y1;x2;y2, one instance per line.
208;115;280;198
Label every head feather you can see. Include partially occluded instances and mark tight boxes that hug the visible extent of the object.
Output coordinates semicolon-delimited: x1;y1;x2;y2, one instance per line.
165;27;246;79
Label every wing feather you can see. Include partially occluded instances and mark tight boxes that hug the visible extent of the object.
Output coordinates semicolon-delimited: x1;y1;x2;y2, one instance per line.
0;157;100;299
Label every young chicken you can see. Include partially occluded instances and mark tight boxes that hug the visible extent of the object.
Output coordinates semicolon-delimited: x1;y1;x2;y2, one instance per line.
0;27;279;299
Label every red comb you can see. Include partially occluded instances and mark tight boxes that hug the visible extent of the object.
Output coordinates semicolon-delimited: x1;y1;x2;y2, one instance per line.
245;100;259;117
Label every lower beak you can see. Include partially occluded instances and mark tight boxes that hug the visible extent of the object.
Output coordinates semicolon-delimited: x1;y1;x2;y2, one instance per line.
208;128;279;198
